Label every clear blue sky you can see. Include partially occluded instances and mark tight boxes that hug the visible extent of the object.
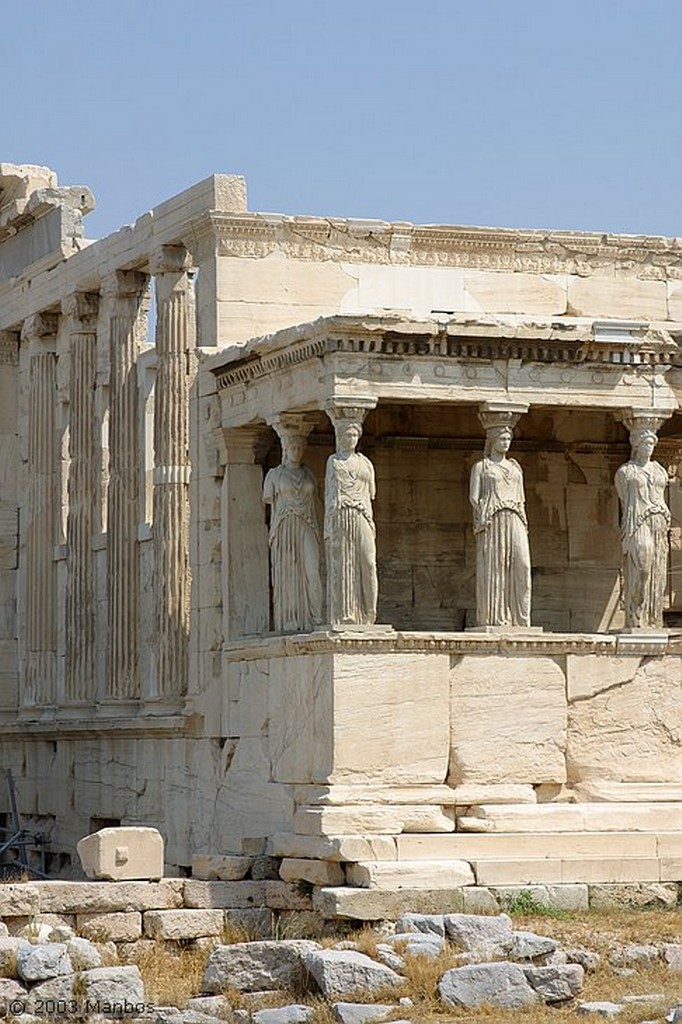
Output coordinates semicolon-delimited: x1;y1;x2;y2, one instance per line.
5;0;681;239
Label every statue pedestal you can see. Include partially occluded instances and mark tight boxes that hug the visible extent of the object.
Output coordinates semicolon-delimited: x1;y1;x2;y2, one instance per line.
466;625;544;635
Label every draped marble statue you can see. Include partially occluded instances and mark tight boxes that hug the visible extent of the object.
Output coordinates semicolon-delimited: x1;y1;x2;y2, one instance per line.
470;413;531;628
615;421;671;630
324;407;378;625
262;419;323;632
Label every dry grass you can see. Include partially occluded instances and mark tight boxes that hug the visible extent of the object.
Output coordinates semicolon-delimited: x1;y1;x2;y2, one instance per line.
132;908;682;1021
136;943;209;1008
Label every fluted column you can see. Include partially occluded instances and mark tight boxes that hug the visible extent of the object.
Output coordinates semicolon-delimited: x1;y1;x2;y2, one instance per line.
21;313;59;708
104;271;147;700
150;246;192;701
63;292;99;703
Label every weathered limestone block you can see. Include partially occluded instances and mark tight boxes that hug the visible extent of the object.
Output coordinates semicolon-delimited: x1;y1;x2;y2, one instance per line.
77;827;164;881
253;1006;315;1024
77;912;142;942
345;860;474;890
568;276;667;320
439;962;538;1009
191;855;252;881
523;963;584;1003
80;965;145;1006
268;833;398;862
144;909;224;939
203;940;321;993
450;784;536;805
269;652;449;786
588;882;679;909
65;937;102;970
293;805;453;836
449;656;567;785
279;859;345;886
331;1003;398;1024
184;880;267;910
32;880;183;914
567;656;682;783
302;949;403;1001
458;802;682;833
0;979;27;1015
314;886;467;920
17;943;71;983
0;937;30;974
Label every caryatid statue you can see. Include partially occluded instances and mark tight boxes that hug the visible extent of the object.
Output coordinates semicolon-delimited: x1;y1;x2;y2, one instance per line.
262;415;323;633
324;401;378;626
615;412;671;630
470;404;532;628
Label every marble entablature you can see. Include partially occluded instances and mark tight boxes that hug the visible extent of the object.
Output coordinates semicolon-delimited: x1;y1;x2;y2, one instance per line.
0;163;681;888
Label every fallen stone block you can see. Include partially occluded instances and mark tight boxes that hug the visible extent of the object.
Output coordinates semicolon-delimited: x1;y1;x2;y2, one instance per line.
303;949;403;1000
564;947;601;971
26;974;76;1011
17;943;71;983
375;944;404;972
609;943;659;967
663;943;682;970
588;882;678;909
77;827;164;881
523;963;584;1003
438;962;538;1009
395;912;444;936
443;913;513;956
511;931;559;961
203;940;321;993
185;995;233;1019
252;1006;315;1024
332;1003;398;1024
577;1002;624;1017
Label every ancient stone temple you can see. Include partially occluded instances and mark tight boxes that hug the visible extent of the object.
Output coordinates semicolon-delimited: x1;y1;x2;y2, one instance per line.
0;163;681;904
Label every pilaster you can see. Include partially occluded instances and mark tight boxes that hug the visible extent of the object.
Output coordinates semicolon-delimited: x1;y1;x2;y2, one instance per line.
103;271;147;700
63;292;99;704
221;426;270;640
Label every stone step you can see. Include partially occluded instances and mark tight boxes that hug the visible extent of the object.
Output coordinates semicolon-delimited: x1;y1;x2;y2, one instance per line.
459;802;682;833
348;856;682;888
471;857;681;885
397;831;682;861
345;859;475;890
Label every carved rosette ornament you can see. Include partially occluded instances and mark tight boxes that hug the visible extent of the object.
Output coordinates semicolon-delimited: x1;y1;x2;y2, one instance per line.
471;402;532;628
615;409;672;630
324;399;378;626
263;413;323;633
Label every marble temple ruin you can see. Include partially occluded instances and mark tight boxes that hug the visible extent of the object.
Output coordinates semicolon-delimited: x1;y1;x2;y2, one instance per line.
0;162;681;905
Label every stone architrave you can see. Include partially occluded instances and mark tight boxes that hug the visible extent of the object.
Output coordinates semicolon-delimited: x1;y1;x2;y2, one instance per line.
63;292;99;704
21;313;59;708
324;399;378;626
103;271;148;700
470;403;531;628
615;409;672;630
150;247;193;701
263;413;323;633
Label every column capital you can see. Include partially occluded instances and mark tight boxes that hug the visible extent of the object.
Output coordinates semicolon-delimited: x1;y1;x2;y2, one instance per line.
617;407;673;438
0;331;19;365
61;291;99;328
101;269;148;299
222;425;270;464
150;244;191;276
21;312;59;345
477;401;529;433
324;396;378;430
267;412;316;442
